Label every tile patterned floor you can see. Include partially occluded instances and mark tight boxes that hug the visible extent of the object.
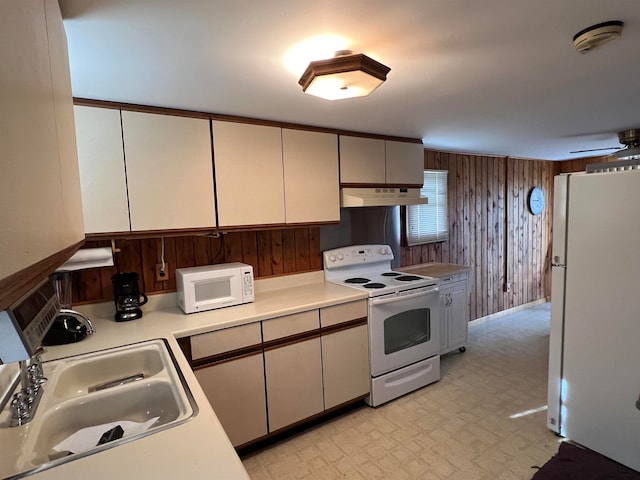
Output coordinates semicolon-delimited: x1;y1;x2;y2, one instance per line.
242;303;561;479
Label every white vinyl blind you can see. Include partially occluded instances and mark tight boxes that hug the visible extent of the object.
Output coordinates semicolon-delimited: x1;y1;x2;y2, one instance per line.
406;170;448;245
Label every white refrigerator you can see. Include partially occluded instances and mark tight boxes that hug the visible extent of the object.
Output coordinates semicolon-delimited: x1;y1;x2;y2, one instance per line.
548;168;640;471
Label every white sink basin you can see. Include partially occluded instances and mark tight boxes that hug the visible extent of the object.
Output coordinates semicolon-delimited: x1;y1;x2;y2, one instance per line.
0;339;197;479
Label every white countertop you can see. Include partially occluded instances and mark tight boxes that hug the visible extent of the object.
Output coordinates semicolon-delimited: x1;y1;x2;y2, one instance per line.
3;272;366;480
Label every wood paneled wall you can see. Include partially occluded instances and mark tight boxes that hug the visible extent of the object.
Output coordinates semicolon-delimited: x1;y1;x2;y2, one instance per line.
72;228;320;304
401;151;606;321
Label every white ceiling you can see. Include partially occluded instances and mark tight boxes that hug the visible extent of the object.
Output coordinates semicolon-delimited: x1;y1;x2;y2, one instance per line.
59;0;640;161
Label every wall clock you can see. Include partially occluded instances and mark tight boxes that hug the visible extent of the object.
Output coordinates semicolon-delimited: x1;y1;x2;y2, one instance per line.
528;186;545;215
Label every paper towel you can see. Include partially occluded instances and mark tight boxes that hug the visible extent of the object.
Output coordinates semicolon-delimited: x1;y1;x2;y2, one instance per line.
57;247;114;271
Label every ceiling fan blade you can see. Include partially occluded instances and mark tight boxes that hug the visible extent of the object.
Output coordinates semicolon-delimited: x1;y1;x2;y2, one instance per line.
569;146;622;154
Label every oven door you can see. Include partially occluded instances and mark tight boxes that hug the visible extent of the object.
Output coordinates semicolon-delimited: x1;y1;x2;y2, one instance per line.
369;285;440;377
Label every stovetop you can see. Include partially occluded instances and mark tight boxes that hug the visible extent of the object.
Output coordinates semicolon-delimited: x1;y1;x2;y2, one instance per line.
323;245;437;297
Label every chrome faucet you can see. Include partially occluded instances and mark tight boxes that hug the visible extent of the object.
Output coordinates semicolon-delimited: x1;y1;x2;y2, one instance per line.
10;347;47;427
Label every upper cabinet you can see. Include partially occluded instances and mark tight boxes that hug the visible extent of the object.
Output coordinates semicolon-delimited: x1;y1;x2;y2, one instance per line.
74;106;129;234
0;0;83;305
121;112;215;231
339;135;424;186
212;121;285;227
213;121;339;228
75;107;216;234
282;129;339;224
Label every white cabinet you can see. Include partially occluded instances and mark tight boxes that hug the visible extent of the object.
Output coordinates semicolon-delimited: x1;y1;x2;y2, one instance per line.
439;272;469;354
339;136;424;186
263;311;324;432
75;108;216;233
339;136;386;184
122;111;216;231
385;140;424;186
0;0;83;287
191;324;267;447
212;121;285;227
282;129;340;224
320;300;369;409
213;122;340;227
74;106;130;233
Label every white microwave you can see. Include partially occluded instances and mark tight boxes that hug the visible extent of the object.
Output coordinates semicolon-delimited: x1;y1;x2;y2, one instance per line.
176;263;254;314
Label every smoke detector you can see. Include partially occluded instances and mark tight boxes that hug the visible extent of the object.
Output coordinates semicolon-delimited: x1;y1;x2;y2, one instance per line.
573;20;624;53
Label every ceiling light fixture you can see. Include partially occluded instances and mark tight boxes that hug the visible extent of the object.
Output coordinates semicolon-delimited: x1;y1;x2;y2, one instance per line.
573;20;624;53
298;50;391;100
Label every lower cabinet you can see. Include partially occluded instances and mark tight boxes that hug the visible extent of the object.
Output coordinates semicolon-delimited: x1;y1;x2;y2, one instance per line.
439;272;469;354
320;301;370;410
181;299;369;448
264;338;324;431
194;353;267;447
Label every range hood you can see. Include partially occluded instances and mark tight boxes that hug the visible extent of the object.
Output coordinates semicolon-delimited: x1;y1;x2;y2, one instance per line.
341;187;428;207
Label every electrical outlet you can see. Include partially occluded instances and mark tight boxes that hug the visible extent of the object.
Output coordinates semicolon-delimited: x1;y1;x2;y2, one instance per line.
156;263;170;282
505;282;511;292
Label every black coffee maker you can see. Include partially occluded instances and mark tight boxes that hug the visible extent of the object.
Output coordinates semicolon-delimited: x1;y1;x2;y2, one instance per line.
111;272;148;322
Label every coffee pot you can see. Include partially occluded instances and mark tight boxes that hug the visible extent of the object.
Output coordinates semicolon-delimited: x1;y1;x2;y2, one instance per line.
111;272;148;322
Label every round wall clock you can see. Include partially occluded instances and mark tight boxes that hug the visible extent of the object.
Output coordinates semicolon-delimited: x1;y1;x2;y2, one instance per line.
528;186;545;215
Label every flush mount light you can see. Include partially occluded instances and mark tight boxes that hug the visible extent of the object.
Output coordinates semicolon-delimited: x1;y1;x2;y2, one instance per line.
573;20;624;53
298;51;391;100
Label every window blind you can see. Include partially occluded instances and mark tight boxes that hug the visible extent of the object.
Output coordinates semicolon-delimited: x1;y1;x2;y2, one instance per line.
406;170;448;245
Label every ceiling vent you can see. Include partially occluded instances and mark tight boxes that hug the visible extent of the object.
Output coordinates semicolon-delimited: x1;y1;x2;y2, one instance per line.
573;21;624;53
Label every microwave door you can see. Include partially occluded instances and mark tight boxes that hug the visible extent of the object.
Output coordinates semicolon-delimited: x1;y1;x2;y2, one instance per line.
193;276;235;306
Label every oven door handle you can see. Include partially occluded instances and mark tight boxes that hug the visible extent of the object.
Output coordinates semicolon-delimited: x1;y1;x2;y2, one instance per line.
370;287;438;305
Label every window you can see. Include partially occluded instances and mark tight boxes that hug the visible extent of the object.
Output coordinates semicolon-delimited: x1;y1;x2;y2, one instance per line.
406;170;448;245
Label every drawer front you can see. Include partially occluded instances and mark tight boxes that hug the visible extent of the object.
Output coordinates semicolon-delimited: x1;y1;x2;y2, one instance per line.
320;300;367;328
191;323;262;360
438;271;468;284
262;310;319;342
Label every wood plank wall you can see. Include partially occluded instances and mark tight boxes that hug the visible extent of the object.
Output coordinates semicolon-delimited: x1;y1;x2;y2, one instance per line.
400;150;605;321
72;228;320;304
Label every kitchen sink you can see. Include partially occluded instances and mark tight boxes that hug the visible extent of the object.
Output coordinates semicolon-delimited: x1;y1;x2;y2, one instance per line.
0;339;197;479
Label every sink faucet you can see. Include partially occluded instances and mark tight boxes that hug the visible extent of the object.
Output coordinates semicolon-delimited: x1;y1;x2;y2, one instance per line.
10;347;47;427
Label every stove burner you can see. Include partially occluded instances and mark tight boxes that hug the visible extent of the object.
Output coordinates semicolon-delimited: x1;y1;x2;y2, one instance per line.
395;275;422;282
381;272;401;277
363;283;386;289
345;277;371;284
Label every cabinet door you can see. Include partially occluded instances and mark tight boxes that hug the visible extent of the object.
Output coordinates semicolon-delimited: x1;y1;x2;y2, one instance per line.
0;0;83;283
282;129;339;223
213;121;285;227
74;106;130;233
447;281;469;348
322;325;370;409
122;111;216;231
339;136;385;184
385;141;424;185
264;338;324;432
195;354;267;447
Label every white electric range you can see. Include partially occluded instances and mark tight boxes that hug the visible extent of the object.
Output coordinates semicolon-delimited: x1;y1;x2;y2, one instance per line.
323;245;441;406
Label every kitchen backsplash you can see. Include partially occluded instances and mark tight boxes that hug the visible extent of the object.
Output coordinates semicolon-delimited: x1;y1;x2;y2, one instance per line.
71;227;321;305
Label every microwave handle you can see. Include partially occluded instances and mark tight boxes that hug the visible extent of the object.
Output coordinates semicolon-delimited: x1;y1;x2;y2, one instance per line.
370;286;438;306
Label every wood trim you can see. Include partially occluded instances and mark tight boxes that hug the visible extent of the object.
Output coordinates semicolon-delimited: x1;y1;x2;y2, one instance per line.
262;330;321;352
320;317;368;335
0;240;84;310
176;336;192;362
73;97;422;143
191;343;264;368
85;227;218;240
340;183;424;189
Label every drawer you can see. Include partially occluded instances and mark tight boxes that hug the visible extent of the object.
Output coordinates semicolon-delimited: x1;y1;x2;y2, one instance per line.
320;300;367;328
262;310;319;342
191;323;262;360
437;271;468;284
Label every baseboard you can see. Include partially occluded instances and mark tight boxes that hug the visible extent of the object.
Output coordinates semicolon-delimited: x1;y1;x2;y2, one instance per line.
469;299;548;328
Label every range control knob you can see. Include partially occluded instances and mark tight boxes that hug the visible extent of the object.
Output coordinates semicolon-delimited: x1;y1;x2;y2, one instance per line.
337;253;344;260
328;254;336;262
379;248;389;255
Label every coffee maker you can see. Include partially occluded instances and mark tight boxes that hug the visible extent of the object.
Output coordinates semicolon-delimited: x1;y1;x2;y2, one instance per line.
111;272;148;321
